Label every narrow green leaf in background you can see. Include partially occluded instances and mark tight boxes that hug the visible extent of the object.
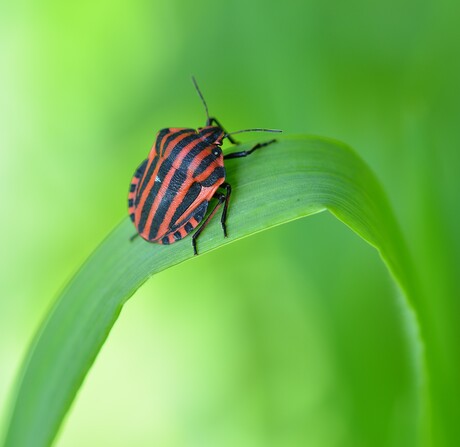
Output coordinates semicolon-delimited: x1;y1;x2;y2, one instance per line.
3;136;425;447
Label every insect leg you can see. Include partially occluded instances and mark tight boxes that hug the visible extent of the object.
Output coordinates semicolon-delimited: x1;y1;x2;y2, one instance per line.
207;117;240;145
218;183;232;237
130;233;140;242
192;193;226;256
224;139;277;159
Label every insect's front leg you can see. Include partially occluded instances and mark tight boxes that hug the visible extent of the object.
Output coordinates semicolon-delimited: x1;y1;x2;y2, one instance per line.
207;117;240;145
224;139;277;159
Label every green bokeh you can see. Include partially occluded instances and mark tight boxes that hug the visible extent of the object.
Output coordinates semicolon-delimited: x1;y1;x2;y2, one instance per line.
1;0;458;446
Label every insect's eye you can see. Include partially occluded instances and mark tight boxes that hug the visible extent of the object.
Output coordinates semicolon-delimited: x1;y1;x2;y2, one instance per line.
212;148;221;157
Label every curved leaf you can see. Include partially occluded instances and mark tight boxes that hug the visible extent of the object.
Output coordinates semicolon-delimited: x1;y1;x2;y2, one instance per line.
3;136;425;446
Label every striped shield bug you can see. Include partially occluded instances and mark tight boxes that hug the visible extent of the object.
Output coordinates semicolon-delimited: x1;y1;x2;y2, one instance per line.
128;77;281;255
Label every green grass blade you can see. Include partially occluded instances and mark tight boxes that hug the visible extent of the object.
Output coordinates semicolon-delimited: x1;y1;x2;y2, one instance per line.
3;135;424;447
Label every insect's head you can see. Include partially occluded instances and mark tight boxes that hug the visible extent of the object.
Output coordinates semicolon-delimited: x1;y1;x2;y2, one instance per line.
197;125;226;146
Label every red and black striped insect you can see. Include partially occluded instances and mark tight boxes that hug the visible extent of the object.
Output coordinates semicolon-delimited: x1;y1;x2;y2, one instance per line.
128;78;280;255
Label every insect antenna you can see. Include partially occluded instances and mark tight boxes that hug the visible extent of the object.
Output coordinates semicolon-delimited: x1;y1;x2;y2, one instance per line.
224;128;282;139
191;76;210;124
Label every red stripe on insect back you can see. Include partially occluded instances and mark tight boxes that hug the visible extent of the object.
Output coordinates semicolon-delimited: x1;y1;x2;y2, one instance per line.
194;159;222;184
167;127;187;134
189;217;199;227
184;144;213;173
135;131;194;224
136;157;155;200
161;131;196;163
128;178;140;199
157;232;176;245
157;129;174;157
140;137;204;239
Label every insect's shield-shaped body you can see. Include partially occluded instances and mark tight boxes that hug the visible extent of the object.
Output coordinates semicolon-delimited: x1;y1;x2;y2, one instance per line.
128;126;226;249
128;78;280;255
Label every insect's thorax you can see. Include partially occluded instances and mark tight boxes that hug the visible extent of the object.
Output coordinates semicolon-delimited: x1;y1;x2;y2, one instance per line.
196;125;225;146
154;127;225;180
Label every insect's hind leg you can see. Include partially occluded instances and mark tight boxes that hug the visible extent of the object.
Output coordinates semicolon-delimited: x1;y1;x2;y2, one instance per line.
218;183;232;237
224;139;277;159
192;193;226;256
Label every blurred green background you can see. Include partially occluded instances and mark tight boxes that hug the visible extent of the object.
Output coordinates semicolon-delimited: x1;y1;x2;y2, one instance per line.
1;0;459;446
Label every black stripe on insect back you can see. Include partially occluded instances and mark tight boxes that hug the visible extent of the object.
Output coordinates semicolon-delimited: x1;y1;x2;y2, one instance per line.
156;128;170;155
200;166;225;187
192;152;217;177
133;159;148;180
192;200;208;222
136;155;159;206
161;128;194;158
168;182;201;230
130;159;148;206
147;140;211;239
138;134;208;235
